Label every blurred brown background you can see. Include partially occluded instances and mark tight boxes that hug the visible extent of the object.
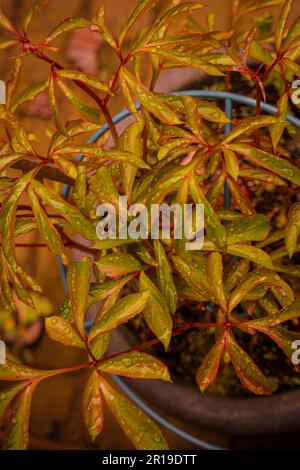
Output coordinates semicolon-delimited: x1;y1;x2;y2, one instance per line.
0;0;297;451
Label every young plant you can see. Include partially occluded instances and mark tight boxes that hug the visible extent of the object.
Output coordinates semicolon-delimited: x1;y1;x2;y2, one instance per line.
0;0;300;450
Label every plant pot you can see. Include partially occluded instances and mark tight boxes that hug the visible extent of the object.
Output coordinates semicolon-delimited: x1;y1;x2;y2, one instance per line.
109;326;300;436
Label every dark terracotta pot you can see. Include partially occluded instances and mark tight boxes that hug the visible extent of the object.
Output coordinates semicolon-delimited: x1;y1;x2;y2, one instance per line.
109;327;300;436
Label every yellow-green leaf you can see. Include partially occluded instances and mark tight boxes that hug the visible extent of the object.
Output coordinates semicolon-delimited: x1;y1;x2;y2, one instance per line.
227;143;300;185
139;271;173;350
67;258;91;337
153;240;177;314
83;370;104;441
196;335;225;393
23;0;48;32
47;17;91;42
225;330;277;395
96;253;142;278
98;351;171;381
122;68;181;125
119;0;155;45
56;69;109;93
206;252;227;311
285;203;300;258
45;316;85;348
99;376;168;450
89;292;149;339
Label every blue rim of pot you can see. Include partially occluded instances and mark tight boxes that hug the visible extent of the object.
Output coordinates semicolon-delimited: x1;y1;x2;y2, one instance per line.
57;90;300;449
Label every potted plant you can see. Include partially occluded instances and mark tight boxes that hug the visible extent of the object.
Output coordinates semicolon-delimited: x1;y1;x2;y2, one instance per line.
1;0;300;450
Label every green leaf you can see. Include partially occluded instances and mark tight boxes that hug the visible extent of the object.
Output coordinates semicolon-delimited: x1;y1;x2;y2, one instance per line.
122;68;181;125
196;335;225;393
224;258;250;292
229;269;285;312
141;2;204;45
283;57;300;76
270;93;288;152
246;299;300;328
49;74;66;134
28;185;68;264
225;330;277;395
89;292;149;339
249;41;273;65
144;47;224;76
83;371;104;441
55;144;150;169
57;79;102;123
172;254;210;298
119;0;155;45
226;215;270;244
239;168;287;186
0;153;28;174
96;253;142;278
0;169;42;292
0;39;17;50
275;0;293;51
0;383;27;424
285;203;300;257
207;252;227;311
92;7;117;49
153;240;177;314
222;116;279;144
98;351;171;381
47;17;91;42
32;180;97;240
45;316;85;348
12;80;49;112
120;121;144;202
23;0;48;32
139;271;173;350
0;6;16;33
227;143;300;185
56;69;109;93
67;258;91;337
2;384;36;450
189;172;227;249
90;167;119;207
223;148;239;181
99;376;168;450
253;327;300;360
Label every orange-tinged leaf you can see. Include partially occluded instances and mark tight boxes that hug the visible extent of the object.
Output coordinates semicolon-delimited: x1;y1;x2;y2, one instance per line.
122;68;181;125
47;17;91;42
225;330;277;395
153;240;177;315
196;335;225;393
67;257;91;337
227;143;300;185
222;116;279;144
98;351;171;381
0;7;16;33
92;6;117;49
119;0;155;45
226;214;270;244
206;252;227;311
223;148;239;181
49;74;66;134
28;185;68;264
285;203;300;258
0;383;27;424
246;298;300;328
23;0;48;32
56;69;109;93
275;0;293;51
189;172;227;249
89;292;149;339
82;371;104;441
139;271;172;350
56;79;101;123
96;253;142;278
12;80;49;112
99;376;168;450
2;384;37;450
45;316;85;348
32;180;97;240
